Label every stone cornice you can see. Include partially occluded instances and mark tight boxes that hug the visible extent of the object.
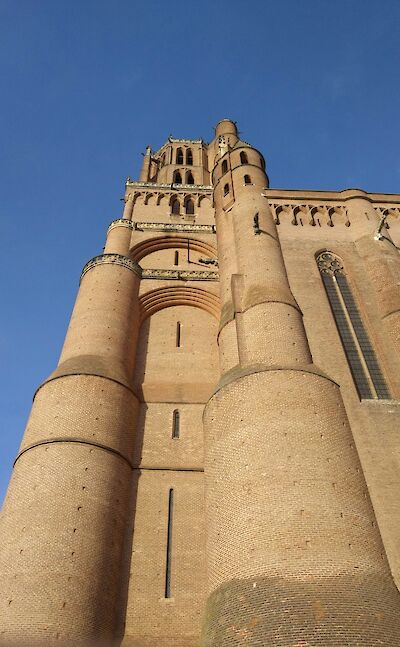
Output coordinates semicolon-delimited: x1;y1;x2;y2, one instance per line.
80;254;142;281
126;180;212;191
80;253;218;283
265;188;400;204
134;221;216;233
107;219;134;234
168;137;203;144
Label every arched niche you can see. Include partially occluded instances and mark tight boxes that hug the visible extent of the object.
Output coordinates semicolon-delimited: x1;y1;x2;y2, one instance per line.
130;236;217;270
134;288;220;401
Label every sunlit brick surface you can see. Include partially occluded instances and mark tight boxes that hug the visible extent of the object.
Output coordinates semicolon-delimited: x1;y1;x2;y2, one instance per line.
2;120;400;646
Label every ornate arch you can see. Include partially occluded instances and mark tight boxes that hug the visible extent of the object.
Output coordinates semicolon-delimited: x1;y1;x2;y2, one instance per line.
139;286;220;323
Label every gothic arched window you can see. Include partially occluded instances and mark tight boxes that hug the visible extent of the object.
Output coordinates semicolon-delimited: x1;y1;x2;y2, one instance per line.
317;251;390;400
240;151;248;164
185;198;194;215
171;198;180;215
176;148;184;164
186;149;193;165
186;172;194;185
173;171;182;184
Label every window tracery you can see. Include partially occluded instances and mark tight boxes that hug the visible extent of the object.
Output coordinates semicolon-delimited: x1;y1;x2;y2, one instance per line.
317;251;390;399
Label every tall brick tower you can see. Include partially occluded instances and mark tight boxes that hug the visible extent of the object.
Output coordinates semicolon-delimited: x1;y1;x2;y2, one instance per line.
2;120;400;646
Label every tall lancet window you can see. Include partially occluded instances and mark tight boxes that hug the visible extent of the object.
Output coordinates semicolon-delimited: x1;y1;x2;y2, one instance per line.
317;251;390;400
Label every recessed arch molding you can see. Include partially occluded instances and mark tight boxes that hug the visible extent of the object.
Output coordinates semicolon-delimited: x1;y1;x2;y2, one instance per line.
139;286;220;322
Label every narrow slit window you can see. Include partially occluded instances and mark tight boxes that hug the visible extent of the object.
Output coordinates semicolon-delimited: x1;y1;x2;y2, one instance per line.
244;174;251;184
222;160;228;175
224;183;229;196
174;250;179;266
165;488;174;598
176;321;181;348
317;252;390;400
240;151;248;164
172;410;180;439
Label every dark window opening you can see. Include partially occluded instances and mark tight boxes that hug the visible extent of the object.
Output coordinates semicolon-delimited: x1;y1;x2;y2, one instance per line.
186;149;193;165
176;148;184;164
185;199;194;215
224;183;229;196
222;160;228;175
172;410;180;439
165;488;174;598
176;321;181;347
186;172;194;185
174;171;182;184
174;251;179;266
244;174;251;184
171;199;180;215
240;151;248;164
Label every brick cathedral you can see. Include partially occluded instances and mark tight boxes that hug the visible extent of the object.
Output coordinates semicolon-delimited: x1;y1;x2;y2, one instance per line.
1;119;400;646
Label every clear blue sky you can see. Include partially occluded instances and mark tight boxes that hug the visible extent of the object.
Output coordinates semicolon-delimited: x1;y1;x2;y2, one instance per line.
1;0;399;505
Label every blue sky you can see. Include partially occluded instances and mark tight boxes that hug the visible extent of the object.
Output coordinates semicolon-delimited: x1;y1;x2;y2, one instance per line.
1;0;399;504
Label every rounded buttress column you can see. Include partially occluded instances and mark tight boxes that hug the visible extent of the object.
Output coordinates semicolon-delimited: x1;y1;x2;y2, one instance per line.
104;218;134;255
0;250;142;646
200;132;400;645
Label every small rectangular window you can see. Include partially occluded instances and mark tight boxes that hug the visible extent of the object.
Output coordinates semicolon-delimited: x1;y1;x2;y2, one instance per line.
176;321;181;348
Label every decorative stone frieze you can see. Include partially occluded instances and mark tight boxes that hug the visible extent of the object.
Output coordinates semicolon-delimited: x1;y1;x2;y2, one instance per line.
80;254;142;281
169;137;203;144
269;202;350;227
126;180;212;191
107;219;135;234
141;268;218;281
134;221;216;234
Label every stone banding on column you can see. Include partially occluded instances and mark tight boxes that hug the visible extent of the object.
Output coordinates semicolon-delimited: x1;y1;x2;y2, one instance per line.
217;295;302;337
107;218;135;235
209;363;339;402
80;253;142;282
34;362;139;399
13;437;134;469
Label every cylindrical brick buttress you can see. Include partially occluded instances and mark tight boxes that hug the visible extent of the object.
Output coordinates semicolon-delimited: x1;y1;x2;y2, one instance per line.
0;222;141;647
200;128;400;646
